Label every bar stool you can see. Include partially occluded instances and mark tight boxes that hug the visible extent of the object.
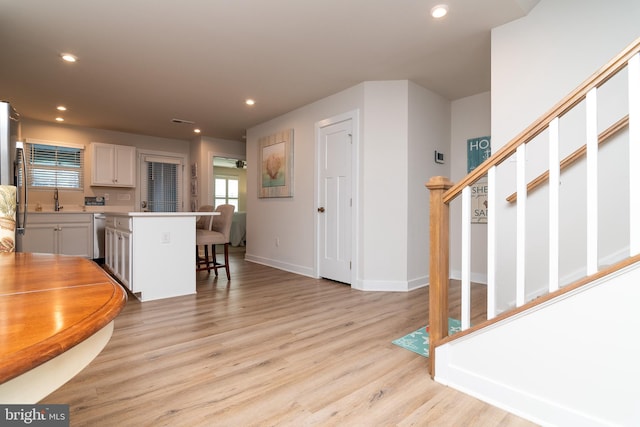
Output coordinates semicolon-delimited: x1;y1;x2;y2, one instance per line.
196;204;235;279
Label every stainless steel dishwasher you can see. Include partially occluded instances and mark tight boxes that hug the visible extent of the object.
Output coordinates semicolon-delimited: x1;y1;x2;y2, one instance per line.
93;213;106;260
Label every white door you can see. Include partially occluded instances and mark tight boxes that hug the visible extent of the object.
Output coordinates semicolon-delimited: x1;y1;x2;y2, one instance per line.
318;117;353;284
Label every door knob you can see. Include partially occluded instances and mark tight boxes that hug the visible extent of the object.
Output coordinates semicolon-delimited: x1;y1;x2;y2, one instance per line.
317;207;325;213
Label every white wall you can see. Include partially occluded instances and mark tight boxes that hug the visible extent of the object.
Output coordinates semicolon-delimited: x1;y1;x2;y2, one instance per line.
22;118;190;211
491;0;640;310
492;0;640;147
246;84;365;278
360;81;409;289
408;82;450;288
435;261;640;426
449;92;491;283
246;80;449;291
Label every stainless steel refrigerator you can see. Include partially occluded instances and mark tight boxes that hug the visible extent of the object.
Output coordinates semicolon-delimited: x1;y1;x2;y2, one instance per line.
0;101;27;251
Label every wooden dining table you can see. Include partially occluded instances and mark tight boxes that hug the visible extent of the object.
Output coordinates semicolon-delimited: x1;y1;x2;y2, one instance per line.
0;252;127;403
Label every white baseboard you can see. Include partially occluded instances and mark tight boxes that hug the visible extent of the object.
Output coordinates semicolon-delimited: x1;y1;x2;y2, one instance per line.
357;275;428;292
244;253;315;278
449;269;488;285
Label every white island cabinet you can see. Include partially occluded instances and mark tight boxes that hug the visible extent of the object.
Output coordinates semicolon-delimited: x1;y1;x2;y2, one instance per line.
104;212;216;302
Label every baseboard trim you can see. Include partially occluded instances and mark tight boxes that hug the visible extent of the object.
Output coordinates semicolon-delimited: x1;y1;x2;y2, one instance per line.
244;253;315;278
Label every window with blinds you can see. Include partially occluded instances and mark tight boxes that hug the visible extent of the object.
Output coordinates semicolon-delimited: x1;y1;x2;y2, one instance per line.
25;141;84;189
142;156;183;212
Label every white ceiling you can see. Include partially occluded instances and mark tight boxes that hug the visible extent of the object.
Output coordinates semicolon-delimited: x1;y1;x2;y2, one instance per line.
0;0;539;142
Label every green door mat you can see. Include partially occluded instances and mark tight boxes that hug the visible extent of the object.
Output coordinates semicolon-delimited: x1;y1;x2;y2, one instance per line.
392;318;461;357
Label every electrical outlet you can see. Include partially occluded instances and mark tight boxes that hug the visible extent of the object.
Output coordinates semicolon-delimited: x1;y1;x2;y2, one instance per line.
161;232;171;243
104;193;110;201
275;237;280;247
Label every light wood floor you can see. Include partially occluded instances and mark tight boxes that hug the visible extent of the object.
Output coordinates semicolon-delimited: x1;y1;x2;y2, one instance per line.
42;253;536;426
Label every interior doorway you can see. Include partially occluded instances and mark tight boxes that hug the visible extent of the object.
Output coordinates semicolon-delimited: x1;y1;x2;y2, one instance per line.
316;110;358;286
212;155;247;252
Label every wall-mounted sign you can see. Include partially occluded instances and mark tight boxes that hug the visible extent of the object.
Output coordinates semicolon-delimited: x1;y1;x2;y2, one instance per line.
471;179;488;224
467;136;491;173
467;136;491;223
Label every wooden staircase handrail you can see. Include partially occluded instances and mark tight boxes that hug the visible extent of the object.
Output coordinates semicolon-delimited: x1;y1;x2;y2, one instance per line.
506;115;629;203
443;36;640;205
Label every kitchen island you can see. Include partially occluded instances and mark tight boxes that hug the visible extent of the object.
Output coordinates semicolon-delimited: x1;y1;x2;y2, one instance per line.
104;212;218;302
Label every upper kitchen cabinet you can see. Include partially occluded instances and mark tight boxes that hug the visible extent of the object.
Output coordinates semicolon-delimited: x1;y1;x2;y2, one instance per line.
91;142;136;187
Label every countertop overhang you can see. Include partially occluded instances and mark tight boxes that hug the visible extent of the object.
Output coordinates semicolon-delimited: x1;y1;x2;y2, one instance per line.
0;253;127;384
104;211;219;217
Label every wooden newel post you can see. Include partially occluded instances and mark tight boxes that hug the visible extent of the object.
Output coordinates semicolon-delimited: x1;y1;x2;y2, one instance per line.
425;176;454;377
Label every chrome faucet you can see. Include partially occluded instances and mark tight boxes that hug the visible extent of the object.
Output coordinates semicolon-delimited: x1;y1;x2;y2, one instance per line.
54;188;61;211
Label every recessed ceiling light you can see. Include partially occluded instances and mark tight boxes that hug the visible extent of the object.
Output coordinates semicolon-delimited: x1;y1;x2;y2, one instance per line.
431;4;449;19
60;53;78;63
55;117;64;122
245;99;255;106
56;105;67;111
194;128;201;134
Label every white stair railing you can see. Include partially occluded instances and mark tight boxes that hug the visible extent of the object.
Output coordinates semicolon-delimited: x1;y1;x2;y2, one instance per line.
629;54;640;256
426;38;640;377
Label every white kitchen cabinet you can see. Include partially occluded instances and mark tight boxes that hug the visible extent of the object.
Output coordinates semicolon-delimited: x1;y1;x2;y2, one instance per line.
20;213;93;258
90;142;136;187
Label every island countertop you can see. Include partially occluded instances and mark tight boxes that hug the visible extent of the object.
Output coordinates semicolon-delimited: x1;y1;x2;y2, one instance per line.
0;252;127;401
104;211;219;217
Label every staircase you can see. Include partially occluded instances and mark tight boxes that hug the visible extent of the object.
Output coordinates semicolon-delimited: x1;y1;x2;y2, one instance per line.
426;37;640;426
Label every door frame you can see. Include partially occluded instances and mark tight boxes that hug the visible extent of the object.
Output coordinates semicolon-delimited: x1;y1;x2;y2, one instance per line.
207;151;247;206
314;109;360;287
135;148;188;212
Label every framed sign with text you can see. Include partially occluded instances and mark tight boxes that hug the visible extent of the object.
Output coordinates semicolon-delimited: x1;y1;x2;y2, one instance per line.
467;136;491;223
467;136;491;173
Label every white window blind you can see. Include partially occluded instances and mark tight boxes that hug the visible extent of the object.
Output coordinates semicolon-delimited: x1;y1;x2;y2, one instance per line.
143;157;183;212
25;140;85;189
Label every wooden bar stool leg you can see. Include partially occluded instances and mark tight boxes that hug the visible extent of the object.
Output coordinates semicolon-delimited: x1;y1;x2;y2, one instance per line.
224;243;230;280
212;245;219;277
204;245;211;272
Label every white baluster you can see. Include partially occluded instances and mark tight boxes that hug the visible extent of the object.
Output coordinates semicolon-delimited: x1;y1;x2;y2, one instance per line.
487;166;496;319
629;53;640;256
461;185;471;330
586;88;598;275
516;144;526;307
549;118;560;292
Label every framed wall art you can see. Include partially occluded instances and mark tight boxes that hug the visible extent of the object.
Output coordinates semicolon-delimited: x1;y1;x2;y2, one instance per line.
259;128;294;198
191;179;198;197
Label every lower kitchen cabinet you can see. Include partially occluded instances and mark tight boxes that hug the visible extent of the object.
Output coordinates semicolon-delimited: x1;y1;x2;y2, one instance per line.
20;213;93;258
